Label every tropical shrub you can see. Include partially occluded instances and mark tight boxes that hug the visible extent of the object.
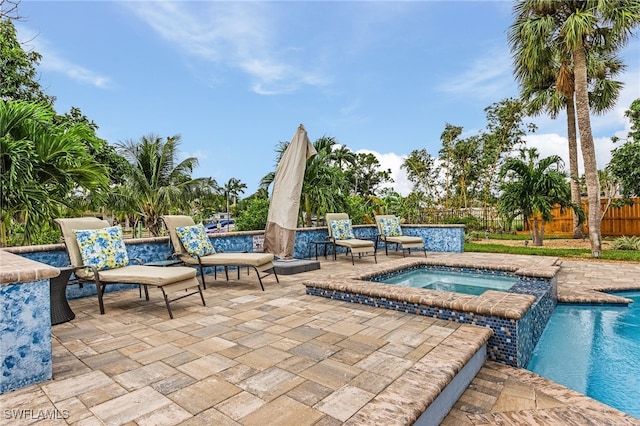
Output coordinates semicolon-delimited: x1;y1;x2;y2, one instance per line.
611;236;640;250
442;215;483;231
235;198;269;231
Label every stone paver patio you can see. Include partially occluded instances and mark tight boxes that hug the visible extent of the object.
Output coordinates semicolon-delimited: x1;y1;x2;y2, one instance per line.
1;252;639;425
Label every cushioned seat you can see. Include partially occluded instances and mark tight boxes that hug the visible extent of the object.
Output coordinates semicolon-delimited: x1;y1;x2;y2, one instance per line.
326;213;377;265
191;253;274;269
375;214;426;257
162;215;278;290
96;265;195;285
55;217;205;319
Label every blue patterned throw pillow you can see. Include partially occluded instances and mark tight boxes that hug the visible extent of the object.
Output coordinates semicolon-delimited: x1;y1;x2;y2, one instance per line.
74;226;129;271
176;224;216;257
379;217;402;237
330;219;355;240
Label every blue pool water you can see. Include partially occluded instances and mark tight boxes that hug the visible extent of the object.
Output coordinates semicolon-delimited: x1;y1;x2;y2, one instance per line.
379;269;518;295
527;292;640;418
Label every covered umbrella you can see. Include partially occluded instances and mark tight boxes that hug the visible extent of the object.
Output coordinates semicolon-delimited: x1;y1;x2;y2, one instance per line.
263;124;317;259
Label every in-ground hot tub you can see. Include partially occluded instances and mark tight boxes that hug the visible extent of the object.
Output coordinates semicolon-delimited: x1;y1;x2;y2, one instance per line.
372;266;520;296
304;256;560;367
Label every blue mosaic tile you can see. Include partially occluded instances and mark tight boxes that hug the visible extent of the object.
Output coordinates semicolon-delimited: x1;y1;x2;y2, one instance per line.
309;265;556;368
0;279;52;394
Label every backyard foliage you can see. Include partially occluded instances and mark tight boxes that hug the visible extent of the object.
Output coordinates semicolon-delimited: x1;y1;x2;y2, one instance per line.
1;2;639;247
112;134;217;237
611;236;640;251
0;20;54;105
608;99;640;197
498;148;578;246
0;100;109;245
509;0;640;255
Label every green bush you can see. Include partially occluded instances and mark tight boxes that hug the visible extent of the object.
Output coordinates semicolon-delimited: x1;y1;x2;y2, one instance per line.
234;198;270;231
442;215;483;231
611;236;640;250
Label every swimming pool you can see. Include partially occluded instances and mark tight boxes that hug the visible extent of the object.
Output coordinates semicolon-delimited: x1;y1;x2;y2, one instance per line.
378;268;518;295
527;292;640;418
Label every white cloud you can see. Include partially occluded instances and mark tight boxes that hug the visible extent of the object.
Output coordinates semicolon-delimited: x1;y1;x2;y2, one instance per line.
15;25;110;89
437;48;514;99
524;132;618;174
124;2;329;95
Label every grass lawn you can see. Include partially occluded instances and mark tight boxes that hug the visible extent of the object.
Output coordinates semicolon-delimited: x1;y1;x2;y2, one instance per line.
464;234;640;262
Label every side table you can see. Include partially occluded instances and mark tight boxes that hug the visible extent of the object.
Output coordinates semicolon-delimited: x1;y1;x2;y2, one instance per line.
308;240;333;260
50;266;76;325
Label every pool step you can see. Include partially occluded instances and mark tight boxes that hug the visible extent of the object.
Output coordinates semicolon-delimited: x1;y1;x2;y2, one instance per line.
346;324;492;425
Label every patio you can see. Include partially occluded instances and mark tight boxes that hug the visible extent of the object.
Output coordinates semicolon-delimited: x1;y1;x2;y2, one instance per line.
1;252;639;425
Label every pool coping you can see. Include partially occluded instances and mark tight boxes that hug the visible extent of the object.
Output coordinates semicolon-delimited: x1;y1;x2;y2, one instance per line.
303;256;561;320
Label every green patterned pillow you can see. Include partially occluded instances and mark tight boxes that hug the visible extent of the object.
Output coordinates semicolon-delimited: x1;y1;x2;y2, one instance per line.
74;226;129;271
379;217;402;237
176;223;216;257
330;219;355;240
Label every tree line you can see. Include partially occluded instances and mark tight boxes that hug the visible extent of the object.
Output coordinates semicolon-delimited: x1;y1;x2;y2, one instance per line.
2;2;639;252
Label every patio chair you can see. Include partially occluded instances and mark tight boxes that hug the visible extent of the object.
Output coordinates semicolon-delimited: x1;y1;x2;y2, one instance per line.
326;213;377;265
161;215;278;290
375;214;426;257
55;217;205;319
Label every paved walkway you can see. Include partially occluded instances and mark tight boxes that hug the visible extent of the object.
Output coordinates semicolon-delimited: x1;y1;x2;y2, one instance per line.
1;253;639;425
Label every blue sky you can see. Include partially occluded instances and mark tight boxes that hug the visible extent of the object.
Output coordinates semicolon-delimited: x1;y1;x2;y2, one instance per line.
16;1;640;196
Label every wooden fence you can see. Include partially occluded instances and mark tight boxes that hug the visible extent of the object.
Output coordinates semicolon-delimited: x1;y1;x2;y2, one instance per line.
541;198;640;236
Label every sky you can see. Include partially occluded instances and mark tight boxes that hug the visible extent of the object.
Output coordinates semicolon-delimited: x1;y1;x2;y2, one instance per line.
14;0;640;197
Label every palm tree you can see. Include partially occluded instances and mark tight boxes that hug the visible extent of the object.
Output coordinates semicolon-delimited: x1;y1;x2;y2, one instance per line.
331;144;356;169
511;17;624;240
115;133;211;236
0;100;108;246
302;136;350;226
498;148;578;246
223;177;247;217
509;0;640;254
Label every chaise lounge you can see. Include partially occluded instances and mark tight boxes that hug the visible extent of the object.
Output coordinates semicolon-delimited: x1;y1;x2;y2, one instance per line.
326;213;377;265
375;214;426;257
162;215;278;290
55;217;205;319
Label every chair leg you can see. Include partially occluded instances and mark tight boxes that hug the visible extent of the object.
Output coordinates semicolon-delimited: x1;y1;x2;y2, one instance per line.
160;283;206;319
97;283;106;314
253;267;265;291
198;285;206;305
161;289;174;320
198;264;207;289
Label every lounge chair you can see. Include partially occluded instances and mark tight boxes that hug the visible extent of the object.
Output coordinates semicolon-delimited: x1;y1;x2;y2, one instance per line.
326;213;377;265
55;217;205;319
161;215;278;290
375;214;426;257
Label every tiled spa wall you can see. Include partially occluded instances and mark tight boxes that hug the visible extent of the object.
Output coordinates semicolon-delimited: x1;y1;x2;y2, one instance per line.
307;265;557;368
